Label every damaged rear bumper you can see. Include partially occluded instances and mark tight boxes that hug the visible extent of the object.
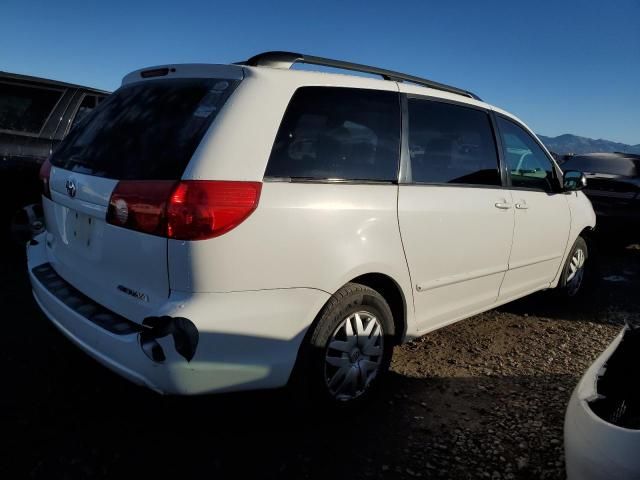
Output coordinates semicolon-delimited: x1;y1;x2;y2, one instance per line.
27;234;330;395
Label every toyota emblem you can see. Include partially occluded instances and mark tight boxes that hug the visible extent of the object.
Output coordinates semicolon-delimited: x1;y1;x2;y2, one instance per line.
65;179;77;198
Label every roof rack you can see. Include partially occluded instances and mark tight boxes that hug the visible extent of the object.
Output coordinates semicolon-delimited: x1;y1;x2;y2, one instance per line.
239;51;482;101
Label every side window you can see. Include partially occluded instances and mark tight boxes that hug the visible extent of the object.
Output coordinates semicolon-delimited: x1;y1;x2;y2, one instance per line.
497;117;557;192
265;87;400;181
0;82;63;134
407;98;501;186
70;95;98;130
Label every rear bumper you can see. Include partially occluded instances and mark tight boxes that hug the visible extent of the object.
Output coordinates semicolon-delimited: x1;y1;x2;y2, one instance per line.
27;234;330;395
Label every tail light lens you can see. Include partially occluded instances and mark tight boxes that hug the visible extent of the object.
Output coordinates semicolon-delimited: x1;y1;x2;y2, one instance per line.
107;181;176;236
167;181;262;240
107;180;262;240
39;159;53;199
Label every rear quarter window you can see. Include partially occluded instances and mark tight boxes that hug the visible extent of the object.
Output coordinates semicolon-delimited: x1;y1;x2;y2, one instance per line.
51;78;238;179
265;87;401;182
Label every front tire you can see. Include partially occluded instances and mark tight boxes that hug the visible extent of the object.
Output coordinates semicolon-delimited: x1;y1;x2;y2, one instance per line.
292;283;395;407
558;236;590;297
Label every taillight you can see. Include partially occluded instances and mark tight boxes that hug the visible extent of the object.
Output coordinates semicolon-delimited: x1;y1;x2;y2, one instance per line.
167;181;262;240
39;159;52;199
106;181;176;236
106;180;261;240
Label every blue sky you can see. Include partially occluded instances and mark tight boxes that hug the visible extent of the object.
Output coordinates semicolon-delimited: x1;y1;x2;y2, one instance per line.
2;0;638;144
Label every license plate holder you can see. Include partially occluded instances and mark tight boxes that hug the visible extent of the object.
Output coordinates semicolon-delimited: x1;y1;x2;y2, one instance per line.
68;210;95;249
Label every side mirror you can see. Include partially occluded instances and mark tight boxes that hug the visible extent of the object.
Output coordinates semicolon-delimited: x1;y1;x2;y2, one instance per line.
563;170;587;191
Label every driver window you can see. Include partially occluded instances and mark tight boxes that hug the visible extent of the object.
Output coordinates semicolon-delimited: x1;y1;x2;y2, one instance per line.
497;117;556;192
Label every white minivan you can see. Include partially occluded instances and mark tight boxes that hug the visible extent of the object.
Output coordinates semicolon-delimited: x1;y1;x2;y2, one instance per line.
28;52;595;405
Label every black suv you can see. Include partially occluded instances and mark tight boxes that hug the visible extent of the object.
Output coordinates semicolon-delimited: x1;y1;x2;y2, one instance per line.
0;71;109;244
560;152;640;232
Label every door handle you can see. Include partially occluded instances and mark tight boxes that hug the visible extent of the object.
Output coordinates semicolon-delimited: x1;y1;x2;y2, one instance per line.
494;202;512;210
515;202;529;210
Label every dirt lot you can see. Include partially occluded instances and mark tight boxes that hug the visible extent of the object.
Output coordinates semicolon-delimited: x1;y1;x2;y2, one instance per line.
2;235;639;479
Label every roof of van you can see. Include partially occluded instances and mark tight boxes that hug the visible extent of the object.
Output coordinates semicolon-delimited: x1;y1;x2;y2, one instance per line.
123;60;489;108
121;54;533;141
241;62;528;129
240;51;483;101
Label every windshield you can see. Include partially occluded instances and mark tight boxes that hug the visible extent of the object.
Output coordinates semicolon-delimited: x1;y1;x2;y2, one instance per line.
50;77;238;179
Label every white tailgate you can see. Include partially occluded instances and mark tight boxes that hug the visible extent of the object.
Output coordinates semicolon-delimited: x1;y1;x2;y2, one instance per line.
43;167;169;323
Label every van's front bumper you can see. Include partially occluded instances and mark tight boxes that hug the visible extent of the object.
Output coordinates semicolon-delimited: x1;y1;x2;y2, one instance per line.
27;234;330;395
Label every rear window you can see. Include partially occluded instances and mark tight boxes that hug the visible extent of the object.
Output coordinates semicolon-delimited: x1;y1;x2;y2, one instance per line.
51;78;238;179
265;87;400;182
0;82;63;134
562;156;639;177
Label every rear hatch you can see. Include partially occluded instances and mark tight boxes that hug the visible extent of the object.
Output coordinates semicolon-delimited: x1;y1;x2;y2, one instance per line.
44;66;242;322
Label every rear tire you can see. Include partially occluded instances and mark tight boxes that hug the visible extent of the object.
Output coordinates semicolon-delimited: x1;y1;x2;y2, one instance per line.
290;282;395;408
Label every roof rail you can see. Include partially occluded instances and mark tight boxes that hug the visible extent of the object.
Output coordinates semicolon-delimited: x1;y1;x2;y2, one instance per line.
239;51;482;101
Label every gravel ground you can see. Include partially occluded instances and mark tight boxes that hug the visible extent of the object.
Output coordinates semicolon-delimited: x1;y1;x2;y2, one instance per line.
2;236;638;479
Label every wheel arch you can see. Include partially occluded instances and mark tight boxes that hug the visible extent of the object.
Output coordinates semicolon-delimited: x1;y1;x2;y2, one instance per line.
349;272;407;345
291;271;409;382
552;192;597;288
556;226;595;288
579;225;596;243
287;272;409;391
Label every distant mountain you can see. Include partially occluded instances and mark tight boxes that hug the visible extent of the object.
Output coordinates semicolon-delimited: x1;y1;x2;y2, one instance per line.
538;134;640;155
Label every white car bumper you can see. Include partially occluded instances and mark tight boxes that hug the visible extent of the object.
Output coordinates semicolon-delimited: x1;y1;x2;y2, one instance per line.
27;234;329;395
